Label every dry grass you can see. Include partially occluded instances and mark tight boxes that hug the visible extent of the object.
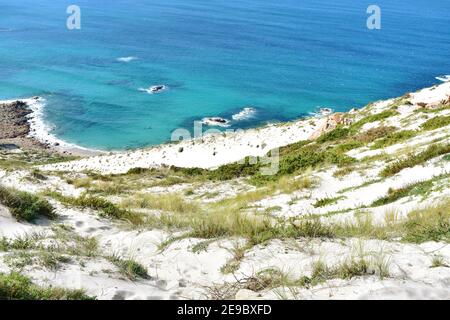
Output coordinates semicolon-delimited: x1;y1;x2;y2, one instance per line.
121;193;200;214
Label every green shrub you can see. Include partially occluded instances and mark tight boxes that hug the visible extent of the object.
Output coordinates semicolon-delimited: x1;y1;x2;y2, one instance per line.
109;256;149;280
371;180;434;207
316;127;350;143
45;192;142;224
0;187;56;222
381;144;450;177
421;116;450;131
278;140;311;156
0;272;94;300
350;110;399;132
371;130;417;149
403;206;450;243
334;141;364;153
208;157;262;181
354;126;397;143
313;197;344;208
126;167;148;175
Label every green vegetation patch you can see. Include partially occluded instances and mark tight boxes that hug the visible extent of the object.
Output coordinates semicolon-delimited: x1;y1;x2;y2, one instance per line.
421;116;450;131
45;191;143;225
403;205;450;243
313;196;345;208
371;130;417;149
350;110;399;132
0;187;56;222
0;272;94;300
316;127;350;143
109;256;149;281
371;180;435;207
354;126;397;144
381;144;450;177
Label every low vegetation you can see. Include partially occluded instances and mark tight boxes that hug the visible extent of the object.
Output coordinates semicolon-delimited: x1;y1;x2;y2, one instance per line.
381;144;450;177
313;196;344;208
350;110;399;132
108;256;150;281
371;130;417;149
0;187;56;222
44;191;143;225
421;115;450;131
371;179;435;207
316;127;350;143
0;272;94;300
121;193;200;214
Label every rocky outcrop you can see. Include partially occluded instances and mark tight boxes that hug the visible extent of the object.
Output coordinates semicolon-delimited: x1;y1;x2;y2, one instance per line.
0;100;31;139
308;112;352;140
0;100;45;150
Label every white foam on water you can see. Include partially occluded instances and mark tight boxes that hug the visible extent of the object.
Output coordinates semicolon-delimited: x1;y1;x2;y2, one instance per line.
2;97;101;154
309;106;334;118
117;56;137;63
138;85;168;94
436;75;450;82
232;107;257;121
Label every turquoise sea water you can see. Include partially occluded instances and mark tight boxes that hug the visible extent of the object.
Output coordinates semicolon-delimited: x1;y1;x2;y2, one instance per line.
1;0;450;150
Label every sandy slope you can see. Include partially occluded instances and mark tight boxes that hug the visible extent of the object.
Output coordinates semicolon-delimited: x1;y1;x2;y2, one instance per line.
1;82;450;300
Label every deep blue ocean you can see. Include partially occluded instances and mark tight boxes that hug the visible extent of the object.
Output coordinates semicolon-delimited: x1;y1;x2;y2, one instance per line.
1;0;450;150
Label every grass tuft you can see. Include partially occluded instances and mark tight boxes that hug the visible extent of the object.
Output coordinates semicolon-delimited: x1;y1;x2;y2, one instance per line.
381;144;450;177
0;272;94;300
109;256;150;281
421;116;450;131
0;187;56;222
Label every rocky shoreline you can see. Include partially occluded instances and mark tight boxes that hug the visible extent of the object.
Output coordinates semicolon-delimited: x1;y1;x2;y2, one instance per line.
0;99;48;152
0;98;101;156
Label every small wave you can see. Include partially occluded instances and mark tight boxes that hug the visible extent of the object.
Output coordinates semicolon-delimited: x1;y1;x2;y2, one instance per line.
232;107;257;121
117;56;137;63
436;75;450;82
139;85;168;94
20;97;99;153
0;28;13;32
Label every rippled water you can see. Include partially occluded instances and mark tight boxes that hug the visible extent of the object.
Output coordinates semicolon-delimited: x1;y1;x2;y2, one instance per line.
1;0;449;150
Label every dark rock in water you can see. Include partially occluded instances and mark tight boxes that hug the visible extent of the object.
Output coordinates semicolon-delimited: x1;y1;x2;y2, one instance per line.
178;147;184;153
151;85;166;93
202;117;230;126
211;117;227;124
54;142;60;146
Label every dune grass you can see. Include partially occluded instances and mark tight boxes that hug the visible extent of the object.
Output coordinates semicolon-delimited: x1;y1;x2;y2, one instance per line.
402;204;450;243
121;193;200;214
421;115;450;131
0;272;94;300
354;126;397;144
108;255;149;281
350;110;399;132
371;179;435;207
313;196;344;208
44;191;143;225
316;127;350;143
371;130;417;149
0;187;56;222
380;144;450;177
